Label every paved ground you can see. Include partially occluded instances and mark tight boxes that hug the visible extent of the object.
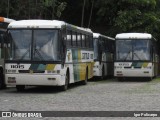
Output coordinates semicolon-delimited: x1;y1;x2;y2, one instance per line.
1;77;160;120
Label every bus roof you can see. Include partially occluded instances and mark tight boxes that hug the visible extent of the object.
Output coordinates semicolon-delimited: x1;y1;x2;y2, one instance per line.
8;20;92;33
93;33;115;40
0;17;15;23
116;33;152;39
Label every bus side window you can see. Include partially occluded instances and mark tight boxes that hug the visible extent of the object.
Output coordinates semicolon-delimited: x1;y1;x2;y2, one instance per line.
77;33;82;47
86;35;89;47
66;30;72;47
100;38;105;51
89;36;93;48
82;34;85;47
76;32;78;46
72;31;77;47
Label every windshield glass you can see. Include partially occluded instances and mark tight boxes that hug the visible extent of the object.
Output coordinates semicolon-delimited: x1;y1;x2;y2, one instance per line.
8;29;60;61
133;40;150;60
116;40;151;61
93;38;98;60
8;30;32;60
33;30;60;61
116;40;132;61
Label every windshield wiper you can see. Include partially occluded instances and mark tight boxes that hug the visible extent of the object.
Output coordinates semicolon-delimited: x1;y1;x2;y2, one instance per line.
19;48;30;60
133;52;141;60
124;51;132;60
34;49;44;61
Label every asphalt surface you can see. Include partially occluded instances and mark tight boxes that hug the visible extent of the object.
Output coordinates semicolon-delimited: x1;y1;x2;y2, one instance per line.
1;77;160;120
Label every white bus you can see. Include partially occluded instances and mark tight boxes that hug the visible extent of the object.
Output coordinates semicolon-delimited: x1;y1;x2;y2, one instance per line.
0;17;15;89
114;33;159;80
93;33;115;79
5;20;94;91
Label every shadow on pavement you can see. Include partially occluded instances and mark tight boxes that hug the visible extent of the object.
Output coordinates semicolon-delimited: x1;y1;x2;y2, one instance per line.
4;82;86;94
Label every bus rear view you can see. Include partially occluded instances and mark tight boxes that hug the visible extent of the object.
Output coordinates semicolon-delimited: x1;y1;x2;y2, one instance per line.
114;33;158;80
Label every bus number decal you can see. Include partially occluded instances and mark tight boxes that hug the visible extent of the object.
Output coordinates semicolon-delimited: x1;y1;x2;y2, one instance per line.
11;65;25;69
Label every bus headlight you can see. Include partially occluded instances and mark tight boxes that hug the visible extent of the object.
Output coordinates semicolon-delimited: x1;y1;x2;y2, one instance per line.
146;66;152;69
8;77;16;83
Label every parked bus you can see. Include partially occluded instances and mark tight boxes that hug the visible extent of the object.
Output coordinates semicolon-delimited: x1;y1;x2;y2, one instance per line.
5;20;94;91
114;33;159;80
93;33;115;79
0;17;15;89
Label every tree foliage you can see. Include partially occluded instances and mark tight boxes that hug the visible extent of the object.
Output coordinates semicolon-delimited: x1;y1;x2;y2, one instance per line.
1;0;160;40
92;0;160;40
0;0;66;19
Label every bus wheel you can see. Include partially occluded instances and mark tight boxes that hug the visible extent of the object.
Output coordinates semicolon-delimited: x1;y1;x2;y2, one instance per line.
16;85;25;92
61;72;69;91
101;66;105;80
82;68;88;85
0;73;4;89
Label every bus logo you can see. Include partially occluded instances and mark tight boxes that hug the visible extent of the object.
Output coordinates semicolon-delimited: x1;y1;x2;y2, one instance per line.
2;112;11;117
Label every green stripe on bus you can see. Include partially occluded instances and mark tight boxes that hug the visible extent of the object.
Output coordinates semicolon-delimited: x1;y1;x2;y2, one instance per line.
131;62;149;68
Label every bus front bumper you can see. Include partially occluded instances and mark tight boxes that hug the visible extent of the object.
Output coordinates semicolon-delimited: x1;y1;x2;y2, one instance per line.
114;69;153;77
5;74;65;86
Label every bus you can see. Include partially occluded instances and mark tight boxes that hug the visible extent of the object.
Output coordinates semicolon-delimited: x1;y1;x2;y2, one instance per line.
93;33;115;79
5;20;94;91
0;17;15;89
114;33;159;80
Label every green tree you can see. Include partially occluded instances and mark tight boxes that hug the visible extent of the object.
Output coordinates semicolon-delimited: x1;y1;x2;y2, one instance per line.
43;0;66;19
94;0;160;38
0;0;66;20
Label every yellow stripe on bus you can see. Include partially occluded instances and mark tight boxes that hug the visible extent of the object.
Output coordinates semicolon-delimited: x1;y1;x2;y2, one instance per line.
78;49;81;62
142;63;149;68
80;63;86;80
46;64;56;70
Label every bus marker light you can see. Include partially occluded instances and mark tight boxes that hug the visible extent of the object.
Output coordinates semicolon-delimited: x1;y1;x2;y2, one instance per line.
8;77;16;83
117;74;123;76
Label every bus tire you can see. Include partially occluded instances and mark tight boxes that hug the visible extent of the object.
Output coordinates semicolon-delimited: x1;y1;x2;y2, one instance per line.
16;85;25;92
82;68;88;85
101;66;105;80
0;69;4;89
61;71;69;91
1;74;6;89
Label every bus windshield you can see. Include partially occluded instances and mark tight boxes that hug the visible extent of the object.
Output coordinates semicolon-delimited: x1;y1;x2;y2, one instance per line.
116;39;151;61
93;38;98;60
8;29;61;61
